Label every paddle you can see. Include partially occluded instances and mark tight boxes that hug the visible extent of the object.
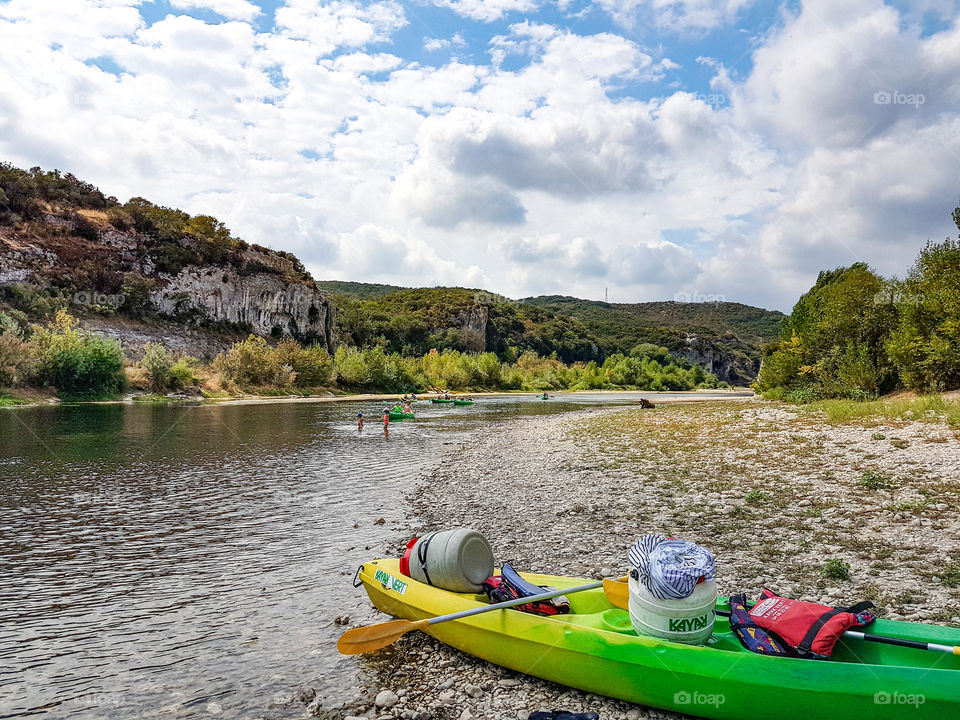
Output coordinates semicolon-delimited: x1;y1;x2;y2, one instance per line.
338;577;626;655
601;578;960;656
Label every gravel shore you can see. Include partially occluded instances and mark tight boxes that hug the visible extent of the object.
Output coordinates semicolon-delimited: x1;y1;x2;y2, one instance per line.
321;399;960;720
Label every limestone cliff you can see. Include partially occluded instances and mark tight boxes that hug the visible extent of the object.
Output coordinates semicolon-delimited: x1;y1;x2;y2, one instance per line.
0;205;334;354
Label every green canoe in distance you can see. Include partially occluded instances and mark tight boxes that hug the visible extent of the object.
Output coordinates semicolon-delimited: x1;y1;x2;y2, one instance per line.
453;400;474;405
357;559;960;720
431;398;454;403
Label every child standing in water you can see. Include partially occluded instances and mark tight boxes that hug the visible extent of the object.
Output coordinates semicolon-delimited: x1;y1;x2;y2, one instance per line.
357;412;364;430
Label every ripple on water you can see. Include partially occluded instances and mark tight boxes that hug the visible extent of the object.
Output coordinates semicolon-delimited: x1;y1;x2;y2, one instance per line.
0;393;738;717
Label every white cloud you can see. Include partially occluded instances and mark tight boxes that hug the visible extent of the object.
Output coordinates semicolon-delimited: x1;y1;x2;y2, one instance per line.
169;0;262;21
1;0;959;312
597;0;755;31
431;0;540;23
274;0;407;55
424;33;466;52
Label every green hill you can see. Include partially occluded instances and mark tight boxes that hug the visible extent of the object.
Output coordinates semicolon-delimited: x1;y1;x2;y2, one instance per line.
331;286;784;384
314;280;405;298
523;295;783;347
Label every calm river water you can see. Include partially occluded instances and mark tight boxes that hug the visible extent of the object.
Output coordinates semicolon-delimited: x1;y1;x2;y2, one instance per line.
0;392;746;719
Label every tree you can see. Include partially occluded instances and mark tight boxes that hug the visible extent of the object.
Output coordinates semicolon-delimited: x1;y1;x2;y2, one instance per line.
755;263;898;398
887;235;960;391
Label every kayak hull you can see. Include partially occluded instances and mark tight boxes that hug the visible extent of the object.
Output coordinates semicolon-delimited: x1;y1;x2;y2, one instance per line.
357;559;960;720
387;412;415;420
430;399;454;404
453;400;474;405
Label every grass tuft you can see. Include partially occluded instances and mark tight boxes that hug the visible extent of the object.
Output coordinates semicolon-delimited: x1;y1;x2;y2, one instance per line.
803;395;960;428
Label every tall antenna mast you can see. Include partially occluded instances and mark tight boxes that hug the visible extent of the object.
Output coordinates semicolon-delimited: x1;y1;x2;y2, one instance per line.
604;287;608;303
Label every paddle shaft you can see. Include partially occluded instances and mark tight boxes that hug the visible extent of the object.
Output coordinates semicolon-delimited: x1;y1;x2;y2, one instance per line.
713;608;959;655
425;580;602;626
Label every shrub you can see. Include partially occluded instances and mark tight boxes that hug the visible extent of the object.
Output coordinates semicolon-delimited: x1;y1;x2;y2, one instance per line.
214;335;283;386
106;207;133;231
0;282;68;317
140;342;174;392
168;357;197;389
0;334;34;387
276;340;333;387
30;310;126;397
121;272;157;317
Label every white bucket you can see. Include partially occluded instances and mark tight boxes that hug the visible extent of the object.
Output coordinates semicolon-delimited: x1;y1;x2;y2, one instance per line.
407;528;494;593
628;573;717;645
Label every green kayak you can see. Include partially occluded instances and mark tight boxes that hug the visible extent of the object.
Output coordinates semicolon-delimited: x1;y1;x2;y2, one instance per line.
358;559;960;720
453;400;474;406
387;412;414;420
431;398;454;404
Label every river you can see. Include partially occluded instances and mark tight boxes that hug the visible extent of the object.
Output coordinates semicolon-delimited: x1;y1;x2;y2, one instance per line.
0;392;748;719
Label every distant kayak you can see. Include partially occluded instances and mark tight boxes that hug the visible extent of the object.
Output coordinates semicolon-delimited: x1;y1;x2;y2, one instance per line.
388;412;415;420
431;399;454;404
453;400;474;406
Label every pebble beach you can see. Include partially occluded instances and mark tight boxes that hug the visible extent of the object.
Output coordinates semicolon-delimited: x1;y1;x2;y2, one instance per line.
323;399;960;720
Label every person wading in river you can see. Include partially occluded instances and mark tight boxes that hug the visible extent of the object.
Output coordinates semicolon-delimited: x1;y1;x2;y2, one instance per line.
357;412;364;430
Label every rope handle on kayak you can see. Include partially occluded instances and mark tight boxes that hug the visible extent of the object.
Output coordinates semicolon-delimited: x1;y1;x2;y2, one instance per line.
352;564;365;588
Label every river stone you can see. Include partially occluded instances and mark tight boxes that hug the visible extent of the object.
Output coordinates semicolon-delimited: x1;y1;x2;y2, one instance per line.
464;684;484;698
375;690;399;708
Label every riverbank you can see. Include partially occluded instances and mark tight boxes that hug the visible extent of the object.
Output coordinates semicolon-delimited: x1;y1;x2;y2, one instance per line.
332;398;960;720
0;387;753;409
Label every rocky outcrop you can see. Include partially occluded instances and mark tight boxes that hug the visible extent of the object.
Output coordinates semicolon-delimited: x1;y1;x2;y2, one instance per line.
679;335;759;386
449;305;488;351
0;211;336;353
152;265;334;350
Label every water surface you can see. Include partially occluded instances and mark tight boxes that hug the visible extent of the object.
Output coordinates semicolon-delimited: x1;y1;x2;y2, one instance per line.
0;392;746;718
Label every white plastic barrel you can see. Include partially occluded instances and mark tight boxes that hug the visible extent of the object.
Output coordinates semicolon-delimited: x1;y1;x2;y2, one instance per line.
628;572;717;645
407;528;494;593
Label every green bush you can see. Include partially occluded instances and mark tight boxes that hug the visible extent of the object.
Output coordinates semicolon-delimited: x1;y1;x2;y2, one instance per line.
168;357;197;388
275;340;333;387
214;335;282;386
31;311;126;398
0;283;68;317
0;334;33;387
821;558;851;581
141;342;175;392
121;272;156;317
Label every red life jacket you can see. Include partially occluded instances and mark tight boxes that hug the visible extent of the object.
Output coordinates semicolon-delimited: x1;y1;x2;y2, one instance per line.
746;589;876;658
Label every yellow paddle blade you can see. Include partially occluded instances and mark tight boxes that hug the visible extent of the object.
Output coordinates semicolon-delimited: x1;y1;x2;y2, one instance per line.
337;617;429;655
603;577;629;610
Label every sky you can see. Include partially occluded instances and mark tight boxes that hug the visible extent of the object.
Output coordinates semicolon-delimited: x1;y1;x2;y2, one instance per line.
1;0;959;311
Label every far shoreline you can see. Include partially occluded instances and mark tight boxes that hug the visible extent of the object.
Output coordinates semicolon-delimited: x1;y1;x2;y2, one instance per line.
0;387;755;410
